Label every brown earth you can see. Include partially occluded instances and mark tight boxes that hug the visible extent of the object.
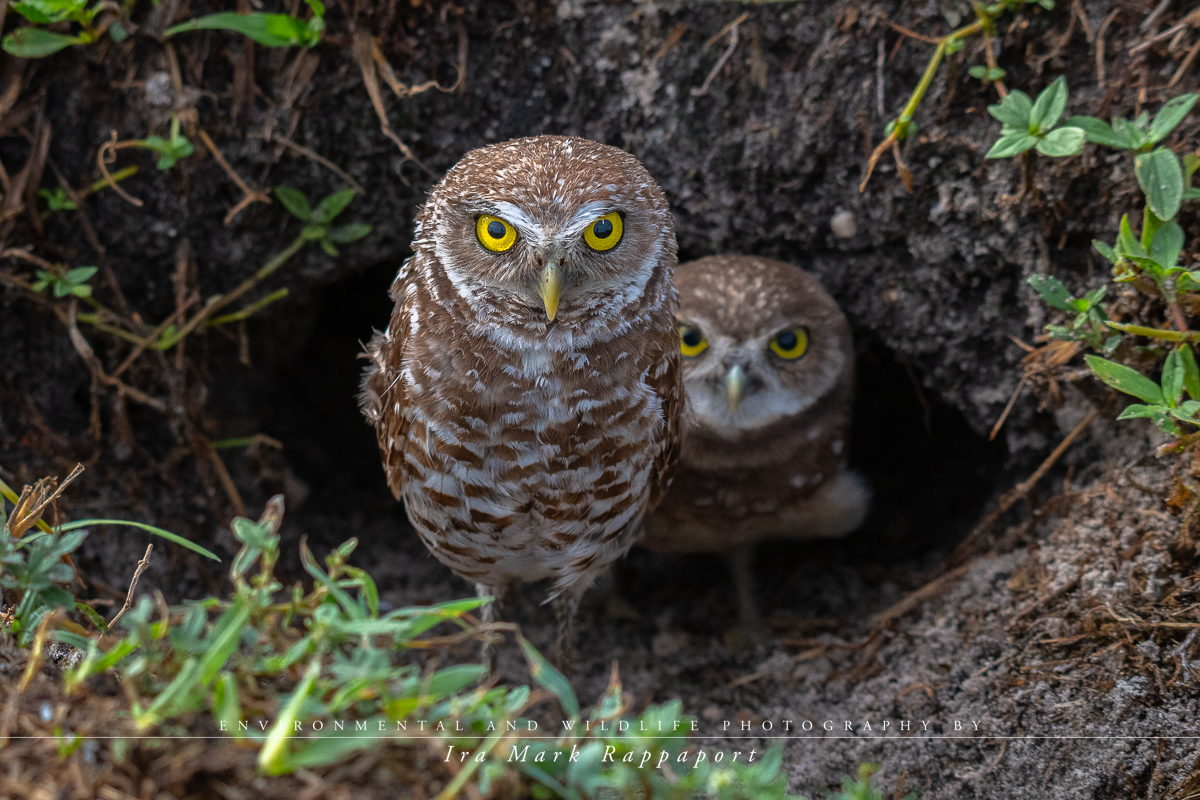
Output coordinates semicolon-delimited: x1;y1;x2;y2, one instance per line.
2;0;1200;796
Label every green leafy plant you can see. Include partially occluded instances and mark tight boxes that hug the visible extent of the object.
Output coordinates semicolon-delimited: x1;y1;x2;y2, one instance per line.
3;0;126;57
274;185;372;257
139;117;195;170
30;265;96;298
821;762;918;800
1086;348;1200;436
165;0;325;48
39;187;77;212
0;470;219;648
986;76;1085;158
861;0;1058;190
1026;275;1118;352
989;81;1200;447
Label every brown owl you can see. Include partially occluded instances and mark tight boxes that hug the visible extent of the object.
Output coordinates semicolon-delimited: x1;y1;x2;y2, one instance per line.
641;255;868;635
360;136;681;668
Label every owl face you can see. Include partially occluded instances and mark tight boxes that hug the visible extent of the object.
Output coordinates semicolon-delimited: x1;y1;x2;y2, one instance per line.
674;256;852;438
417;136;675;337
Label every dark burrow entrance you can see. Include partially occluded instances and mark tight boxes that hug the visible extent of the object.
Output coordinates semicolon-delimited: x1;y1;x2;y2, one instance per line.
244;261;1011;668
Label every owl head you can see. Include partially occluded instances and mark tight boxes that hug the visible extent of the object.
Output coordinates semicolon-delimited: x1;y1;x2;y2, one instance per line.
674;256;853;459
415;136;676;340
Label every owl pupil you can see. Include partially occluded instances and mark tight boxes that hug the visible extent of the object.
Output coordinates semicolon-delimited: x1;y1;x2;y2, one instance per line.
592;219;614;239
776;330;797;350
487;220;506;239
682;329;701;347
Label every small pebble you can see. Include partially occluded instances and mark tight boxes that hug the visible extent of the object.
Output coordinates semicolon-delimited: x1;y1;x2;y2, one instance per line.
831;210;857;239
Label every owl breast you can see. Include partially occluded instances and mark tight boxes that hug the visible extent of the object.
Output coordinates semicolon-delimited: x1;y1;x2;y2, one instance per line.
396;314;666;593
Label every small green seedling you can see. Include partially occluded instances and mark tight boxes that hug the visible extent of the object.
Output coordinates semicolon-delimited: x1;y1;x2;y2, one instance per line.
165;0;324;48
1086;348;1200;436
986;76;1085;158
1026;275;1118;353
39;187;76;212
139;117;194;171
31;266;97;298
274;186;372;257
969;65;1007;82
821;762;918;800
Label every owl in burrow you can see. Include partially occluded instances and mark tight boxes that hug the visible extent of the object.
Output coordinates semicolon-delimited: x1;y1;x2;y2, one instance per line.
641;255;868;636
359;136;681;670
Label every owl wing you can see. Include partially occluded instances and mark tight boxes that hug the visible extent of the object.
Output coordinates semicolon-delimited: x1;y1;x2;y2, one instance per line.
358;258;416;500
644;333;683;513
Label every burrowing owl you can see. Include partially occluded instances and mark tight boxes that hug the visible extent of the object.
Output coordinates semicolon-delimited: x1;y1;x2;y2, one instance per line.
360;136;681;668
641;255;868;634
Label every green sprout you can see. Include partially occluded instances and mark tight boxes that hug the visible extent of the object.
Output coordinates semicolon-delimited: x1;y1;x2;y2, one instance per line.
39;187;77;211
164;0;325;48
274;185;372;257
1086;348;1200;436
1026;275;1118;353
139;117;195;171
986;76;1085;158
969;65;1007;82
821;762;918;800
31;265;97;298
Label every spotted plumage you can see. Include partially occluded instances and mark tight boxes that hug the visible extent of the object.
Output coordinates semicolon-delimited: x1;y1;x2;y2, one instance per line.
641;255;868;634
360;136;681;666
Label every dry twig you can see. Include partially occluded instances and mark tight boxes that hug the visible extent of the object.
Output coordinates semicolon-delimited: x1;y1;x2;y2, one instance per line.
107;543;153;634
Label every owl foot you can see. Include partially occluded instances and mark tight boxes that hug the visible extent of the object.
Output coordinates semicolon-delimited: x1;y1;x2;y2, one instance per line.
552;591;582;678
722;546;770;651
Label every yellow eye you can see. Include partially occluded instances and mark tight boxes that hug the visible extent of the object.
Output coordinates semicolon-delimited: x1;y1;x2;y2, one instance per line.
769;327;809;360
477;215;516;252
679;324;708;357
583;212;623;251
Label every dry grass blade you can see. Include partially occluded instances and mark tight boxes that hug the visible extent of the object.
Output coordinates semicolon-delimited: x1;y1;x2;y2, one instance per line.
8;463;84;537
692;11;748;97
97;133;144;207
258;134;364;194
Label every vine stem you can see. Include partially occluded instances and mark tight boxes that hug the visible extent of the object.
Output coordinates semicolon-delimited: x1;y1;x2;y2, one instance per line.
860;18;985;191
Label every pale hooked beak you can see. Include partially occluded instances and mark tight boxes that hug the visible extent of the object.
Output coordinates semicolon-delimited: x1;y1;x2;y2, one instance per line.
724;364;747;415
537;263;562;322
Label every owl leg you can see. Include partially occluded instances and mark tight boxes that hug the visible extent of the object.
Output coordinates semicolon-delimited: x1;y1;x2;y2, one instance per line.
724;546;768;649
476;582;511;672
551;589;583;677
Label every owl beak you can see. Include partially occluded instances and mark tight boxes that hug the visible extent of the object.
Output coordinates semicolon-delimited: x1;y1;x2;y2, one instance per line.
538;263;562;322
724;364;747;415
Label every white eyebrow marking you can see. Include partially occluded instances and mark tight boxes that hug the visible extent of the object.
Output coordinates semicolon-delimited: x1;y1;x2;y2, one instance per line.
565;200;618;235
490;201;546;247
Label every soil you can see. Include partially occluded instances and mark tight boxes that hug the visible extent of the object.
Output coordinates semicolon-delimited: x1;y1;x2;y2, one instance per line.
3;0;1200;796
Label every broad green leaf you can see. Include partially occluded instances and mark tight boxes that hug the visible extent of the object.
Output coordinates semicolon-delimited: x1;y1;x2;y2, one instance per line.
312;188;356;224
1085;355;1165;404
10;3;56;23
39;585;75;610
1093;240;1118;264
518;635;579;718
1151;220;1184;270
1083;286;1107;306
1027;274;1075;311
1036;126;1085;157
66;266;97;284
1163;348;1184;406
1136;148;1185;221
1064;116;1129;149
1029;76;1069;134
165;12;318;48
273;186;311;220
425;664;487;698
1182;345;1200;400
1117;403;1161;420
57;519;220;561
70;284;92;298
987;90;1032;130
327;223;372;243
986;132;1038;159
1117;214;1146;257
1149;93;1199;143
3;28;79;58
1112;118;1149;150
